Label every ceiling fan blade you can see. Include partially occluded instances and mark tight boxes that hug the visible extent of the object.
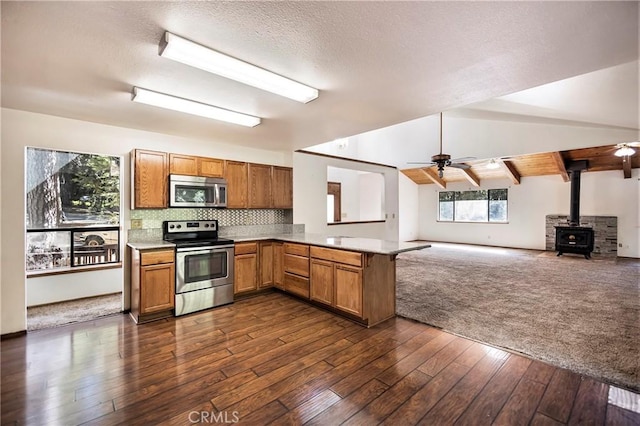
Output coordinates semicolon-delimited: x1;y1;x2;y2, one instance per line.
450;156;476;162
407;161;436;165
448;163;471;170
616;141;640;148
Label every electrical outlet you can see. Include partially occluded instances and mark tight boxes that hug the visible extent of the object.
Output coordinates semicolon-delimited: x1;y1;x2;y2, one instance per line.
131;219;142;229
619;243;623;248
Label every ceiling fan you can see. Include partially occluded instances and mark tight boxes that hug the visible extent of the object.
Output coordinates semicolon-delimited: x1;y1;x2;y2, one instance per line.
408;112;475;178
613;142;640;157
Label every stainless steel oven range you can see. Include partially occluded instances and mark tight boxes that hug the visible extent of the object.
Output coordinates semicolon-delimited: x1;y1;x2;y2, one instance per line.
162;220;234;316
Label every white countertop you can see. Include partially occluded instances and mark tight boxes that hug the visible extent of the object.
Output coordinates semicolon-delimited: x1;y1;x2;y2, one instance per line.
127;241;176;250
228;233;431;255
127;233;430;255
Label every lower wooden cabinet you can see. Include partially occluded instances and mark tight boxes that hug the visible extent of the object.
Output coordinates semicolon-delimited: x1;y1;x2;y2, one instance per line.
310;259;334;305
234;241;275;294
334;264;363;317
130;247;175;324
234;242;258;294
259;241;274;288
231;240;395;327
310;257;363;317
283;243;310;298
273;242;284;290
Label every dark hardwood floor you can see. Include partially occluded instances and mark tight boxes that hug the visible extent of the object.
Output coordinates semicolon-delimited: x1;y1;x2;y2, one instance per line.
2;292;638;425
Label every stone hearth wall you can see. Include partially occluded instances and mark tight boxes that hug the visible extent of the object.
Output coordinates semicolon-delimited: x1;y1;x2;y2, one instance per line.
545;215;617;258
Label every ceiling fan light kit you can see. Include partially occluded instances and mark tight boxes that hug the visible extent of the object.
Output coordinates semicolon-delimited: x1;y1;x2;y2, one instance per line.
159;32;319;103
486;159;501;169
131;87;261;127
614;145;636;157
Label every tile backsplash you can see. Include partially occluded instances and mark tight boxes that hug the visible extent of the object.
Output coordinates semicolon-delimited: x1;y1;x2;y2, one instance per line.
128;208;299;242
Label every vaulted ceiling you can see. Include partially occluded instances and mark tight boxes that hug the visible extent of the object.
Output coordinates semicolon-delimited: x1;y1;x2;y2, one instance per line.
401;144;640;187
1;1;638;158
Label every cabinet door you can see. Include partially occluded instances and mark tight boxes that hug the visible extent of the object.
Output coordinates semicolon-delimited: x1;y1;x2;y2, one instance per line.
224;161;248;208
133;149;168;209
248;163;272;208
273;242;284;290
259;242;274;288
140;263;175;314
169;153;198;176
198;157;225;177
310;259;334;306
335;264;363;317
272;166;293;208
234;253;257;294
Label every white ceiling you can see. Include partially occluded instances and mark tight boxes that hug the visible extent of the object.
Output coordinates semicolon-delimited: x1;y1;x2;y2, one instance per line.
1;1;638;153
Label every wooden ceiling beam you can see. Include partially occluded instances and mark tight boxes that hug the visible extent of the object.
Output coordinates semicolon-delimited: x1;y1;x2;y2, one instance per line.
499;160;521;185
459;167;480;187
551;151;570;182
420;167;446;189
622;155;632;179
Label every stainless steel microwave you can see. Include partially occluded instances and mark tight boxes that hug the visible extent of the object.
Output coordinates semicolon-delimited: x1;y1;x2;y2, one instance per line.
169;175;227;208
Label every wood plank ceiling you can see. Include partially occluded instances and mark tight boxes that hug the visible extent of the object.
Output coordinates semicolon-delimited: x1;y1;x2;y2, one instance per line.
401;144;639;186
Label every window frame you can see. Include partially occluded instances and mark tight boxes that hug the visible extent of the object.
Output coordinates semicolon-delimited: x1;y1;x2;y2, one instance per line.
25;147;123;275
437;189;509;223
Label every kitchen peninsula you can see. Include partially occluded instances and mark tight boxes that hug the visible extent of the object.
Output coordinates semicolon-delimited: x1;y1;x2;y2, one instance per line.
228;233;430;327
128;232;430;327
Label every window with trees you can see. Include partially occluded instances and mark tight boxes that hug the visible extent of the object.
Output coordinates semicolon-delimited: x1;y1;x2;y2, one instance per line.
438;189;508;222
26;148;121;272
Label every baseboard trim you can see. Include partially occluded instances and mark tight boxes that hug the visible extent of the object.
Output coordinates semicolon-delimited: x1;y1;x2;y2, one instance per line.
1;330;27;340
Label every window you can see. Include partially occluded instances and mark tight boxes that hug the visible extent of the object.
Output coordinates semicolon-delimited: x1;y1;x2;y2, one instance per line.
438;189;508;222
25;148;121;272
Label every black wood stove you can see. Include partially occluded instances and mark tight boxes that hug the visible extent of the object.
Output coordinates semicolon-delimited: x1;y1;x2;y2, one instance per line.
555;161;594;259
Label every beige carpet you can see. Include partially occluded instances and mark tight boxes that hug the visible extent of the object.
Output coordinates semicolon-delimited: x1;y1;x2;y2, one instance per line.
396;243;640;392
27;293;122;331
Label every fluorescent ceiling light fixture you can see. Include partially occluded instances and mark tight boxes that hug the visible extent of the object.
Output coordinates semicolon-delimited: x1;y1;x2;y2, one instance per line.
486;159;501;169
614;146;636;157
132;87;261;127
159;32;319;103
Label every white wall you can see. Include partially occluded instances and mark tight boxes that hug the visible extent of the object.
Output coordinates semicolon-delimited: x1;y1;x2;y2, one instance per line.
399;173;420;242
1;108;291;334
294;152;399;241
27;269;122;306
306;113;639;169
327;167;360;221
359;172;384;221
418;170;639;257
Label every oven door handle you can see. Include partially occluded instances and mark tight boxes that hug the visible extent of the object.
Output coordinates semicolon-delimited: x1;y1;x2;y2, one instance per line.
176;245;235;253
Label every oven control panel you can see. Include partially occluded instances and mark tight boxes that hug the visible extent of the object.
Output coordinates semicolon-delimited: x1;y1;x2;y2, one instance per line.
164;220;218;233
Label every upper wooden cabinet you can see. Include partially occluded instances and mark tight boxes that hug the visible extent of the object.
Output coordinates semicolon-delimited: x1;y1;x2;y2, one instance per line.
248;163;273;208
133;148;290;210
132;149;168;209
272;166;293;209
198;157;225;177
225;161;249;208
169;154;225;178
169;153;198;176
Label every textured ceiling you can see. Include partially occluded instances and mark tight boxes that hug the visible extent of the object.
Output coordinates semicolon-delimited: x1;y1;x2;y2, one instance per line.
1;1;638;153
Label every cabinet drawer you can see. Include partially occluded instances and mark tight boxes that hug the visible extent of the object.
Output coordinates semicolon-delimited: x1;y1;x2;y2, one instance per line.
284;272;309;298
141;250;174;266
235;242;258;255
310;246;363;267
284;254;309;277
284;243;309;257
